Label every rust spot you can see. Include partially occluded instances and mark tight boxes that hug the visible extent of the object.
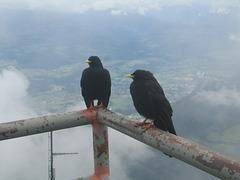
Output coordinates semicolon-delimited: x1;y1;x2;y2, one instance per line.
95;143;108;159
0;128;18;137
92;123;101;134
18;120;25;126
168;137;183;145
89;163;110;180
77;109;98;124
196;153;240;175
46;123;49;127
94;134;99;140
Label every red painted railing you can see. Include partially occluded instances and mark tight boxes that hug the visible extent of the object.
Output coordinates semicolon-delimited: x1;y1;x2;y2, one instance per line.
0;108;240;180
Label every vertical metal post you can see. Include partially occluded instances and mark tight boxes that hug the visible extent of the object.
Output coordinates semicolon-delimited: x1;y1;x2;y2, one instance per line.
89;122;110;180
48;132;51;180
50;131;54;180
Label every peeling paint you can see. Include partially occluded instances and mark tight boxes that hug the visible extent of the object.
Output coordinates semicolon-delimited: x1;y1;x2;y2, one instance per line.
89;163;110;180
0;110;90;141
91;122;110;180
0;128;18;137
77;109;99;125
1;108;240;180
98;108;240;180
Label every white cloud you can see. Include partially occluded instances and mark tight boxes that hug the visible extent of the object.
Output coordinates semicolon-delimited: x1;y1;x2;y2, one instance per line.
209;8;229;14
111;9;127;15
1;0;239;14
193;88;240;108
0;69;48;179
229;33;240;41
0;69;153;180
137;7;148;15
0;68;35;121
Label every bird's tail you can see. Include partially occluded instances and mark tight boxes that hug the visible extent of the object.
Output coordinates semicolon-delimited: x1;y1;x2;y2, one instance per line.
154;116;177;135
154;117;177;158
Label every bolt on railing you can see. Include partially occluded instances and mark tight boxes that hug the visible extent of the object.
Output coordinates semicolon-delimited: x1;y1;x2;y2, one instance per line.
0;108;240;180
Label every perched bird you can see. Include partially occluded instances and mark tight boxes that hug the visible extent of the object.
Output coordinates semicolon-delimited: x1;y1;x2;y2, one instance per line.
125;70;177;135
81;56;111;109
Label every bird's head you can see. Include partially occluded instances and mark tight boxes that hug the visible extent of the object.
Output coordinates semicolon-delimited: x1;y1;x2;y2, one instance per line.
125;70;154;81
85;56;103;68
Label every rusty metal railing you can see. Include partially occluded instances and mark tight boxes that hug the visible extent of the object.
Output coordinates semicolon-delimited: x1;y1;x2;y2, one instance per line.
0;108;240;180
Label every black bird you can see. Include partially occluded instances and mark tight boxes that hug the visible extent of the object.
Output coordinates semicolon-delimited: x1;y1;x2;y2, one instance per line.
125;70;177;135
81;56;111;109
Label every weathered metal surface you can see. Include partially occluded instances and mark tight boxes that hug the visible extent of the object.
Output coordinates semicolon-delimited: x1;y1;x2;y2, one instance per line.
1;107;240;179
77;177;112;180
77;108;111;180
98;108;240;180
89;123;110;180
0;110;95;141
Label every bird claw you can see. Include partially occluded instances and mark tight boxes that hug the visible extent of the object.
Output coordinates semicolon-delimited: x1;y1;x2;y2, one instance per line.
142;123;154;131
142;119;154;131
88;102;94;111
135;122;146;127
97;101;104;108
135;118;148;127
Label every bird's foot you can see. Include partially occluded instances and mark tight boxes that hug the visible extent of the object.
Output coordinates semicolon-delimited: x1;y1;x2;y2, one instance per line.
142;119;154;131
135;118;148;127
88;102;94;111
97;101;104;108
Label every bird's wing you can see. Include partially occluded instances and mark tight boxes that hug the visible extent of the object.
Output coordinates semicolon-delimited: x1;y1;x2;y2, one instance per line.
148;82;176;134
99;69;111;107
149;82;172;116
80;69;88;95
103;69;111;90
80;69;93;108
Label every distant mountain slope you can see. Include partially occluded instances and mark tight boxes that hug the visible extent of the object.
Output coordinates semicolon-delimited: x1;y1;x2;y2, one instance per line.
173;78;240;143
0;7;239;69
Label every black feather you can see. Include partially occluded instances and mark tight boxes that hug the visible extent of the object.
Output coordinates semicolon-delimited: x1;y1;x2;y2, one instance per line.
80;56;111;108
127;69;176;135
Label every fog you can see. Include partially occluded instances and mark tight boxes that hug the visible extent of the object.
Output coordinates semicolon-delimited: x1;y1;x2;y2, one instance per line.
0;69;155;180
0;69;226;180
0;1;240;179
0;69;48;179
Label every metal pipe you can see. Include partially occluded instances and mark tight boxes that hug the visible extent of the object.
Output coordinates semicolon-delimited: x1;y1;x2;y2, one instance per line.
98;108;240;180
88;123;110;180
1;108;240;179
77;177;112;180
0;110;92;141
50;131;54;180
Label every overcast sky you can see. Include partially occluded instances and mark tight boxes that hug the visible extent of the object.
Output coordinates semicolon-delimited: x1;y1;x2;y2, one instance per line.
0;1;240;179
0;0;239;15
0;69;156;180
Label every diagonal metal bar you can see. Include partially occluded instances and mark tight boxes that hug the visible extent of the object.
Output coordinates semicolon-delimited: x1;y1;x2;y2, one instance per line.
0;110;92;141
97;108;240;180
1;108;240;180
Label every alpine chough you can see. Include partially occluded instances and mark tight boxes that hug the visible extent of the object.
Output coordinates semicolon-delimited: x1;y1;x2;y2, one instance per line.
125;70;176;135
81;56;111;109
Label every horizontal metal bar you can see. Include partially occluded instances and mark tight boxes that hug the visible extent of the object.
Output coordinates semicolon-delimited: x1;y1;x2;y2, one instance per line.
97;108;240;180
77;177;112;180
1;108;240;179
0;110;95;141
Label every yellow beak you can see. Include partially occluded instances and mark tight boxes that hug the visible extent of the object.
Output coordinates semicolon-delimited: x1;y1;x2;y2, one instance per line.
85;60;91;63
125;74;134;78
